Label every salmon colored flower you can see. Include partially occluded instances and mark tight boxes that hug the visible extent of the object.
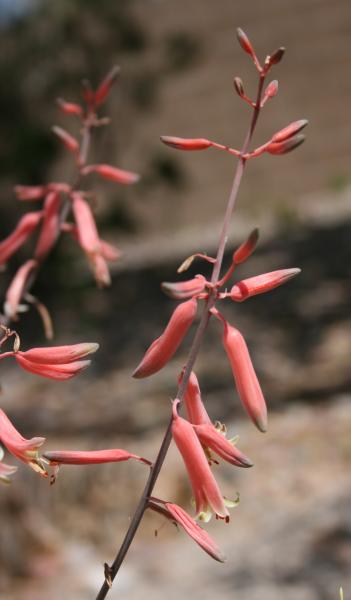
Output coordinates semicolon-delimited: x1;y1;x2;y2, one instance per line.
43;447;151;483
94;65;120;107
221;319;267;433
193;423;253;468
160;136;213;151
0;446;17;484
71;192;111;287
148;499;226;562
52;126;79;154
0;408;47;477
81;164;139;185
57;98;83;117
34;191;61;260
14;185;47;201
161;275;207;300
0;212;42;265
171;400;229;522
133;298;197;379
181;370;212;426
230;268;301;302
12;342;99;380
4;259;37;319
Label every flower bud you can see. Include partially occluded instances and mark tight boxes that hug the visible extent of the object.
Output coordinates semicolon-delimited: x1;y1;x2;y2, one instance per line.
266;47;285;66
4;259;37;319
0;212;42;265
236;28;255;58
161;275;206;300
94;65;120;107
233;228;259;264
271;120;308;143
264;80;278;98
180;370;212;426
233;77;245;97
267;134;305;155
52;126;79;153
230;268;301;302
81;164;139;185
160;136;213;151
221;321;267;432
14;185;47;201
56;98;83;117
133;298;197;378
34;192;61;260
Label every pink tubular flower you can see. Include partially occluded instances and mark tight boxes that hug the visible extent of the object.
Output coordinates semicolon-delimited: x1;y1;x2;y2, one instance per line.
4;259;37;319
230;268;301;302
43;448;150;466
94;65;120;107
149;500;225;562
72;192;111;287
34;191;61;260
181;370;212;426
0;212;43;265
14;185;47;201
57;98;83;117
271;119;308;143
172;401;229;522
52;126;79;154
221;320;267;433
133;298;197;379
0;408;47;477
11;342;99;380
81;164;139;185
160;136;213;151
161;275;207;300
193;424;253;468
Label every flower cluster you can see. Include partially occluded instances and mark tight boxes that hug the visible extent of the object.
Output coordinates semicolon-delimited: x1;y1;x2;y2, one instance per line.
0;65;139;330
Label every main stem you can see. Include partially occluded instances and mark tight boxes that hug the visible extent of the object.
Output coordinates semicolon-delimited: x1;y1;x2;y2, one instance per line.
96;72;266;600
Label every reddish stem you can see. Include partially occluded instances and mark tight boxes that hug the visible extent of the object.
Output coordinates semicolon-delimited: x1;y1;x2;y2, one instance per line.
95;71;266;600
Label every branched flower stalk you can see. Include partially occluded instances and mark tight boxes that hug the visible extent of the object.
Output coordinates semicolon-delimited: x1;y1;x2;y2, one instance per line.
95;29;307;599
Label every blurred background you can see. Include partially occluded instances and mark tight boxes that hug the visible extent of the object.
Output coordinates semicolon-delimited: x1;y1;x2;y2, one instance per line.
0;0;350;598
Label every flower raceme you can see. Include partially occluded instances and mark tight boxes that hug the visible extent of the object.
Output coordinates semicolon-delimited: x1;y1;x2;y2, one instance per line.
0;408;47;477
0;342;99;380
171;400;229;522
133;298;197;378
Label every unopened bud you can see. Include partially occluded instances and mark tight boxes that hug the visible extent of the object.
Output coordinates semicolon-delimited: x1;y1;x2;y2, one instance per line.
56;98;83;117
160;136;212;151
265;80;278;98
230;268;301;302
233;228;259;264
236;28;255;58
52;126;79;153
272;119;308;143
267;134;305;155
266;47;285;67
233;77;244;97
94;65;120;107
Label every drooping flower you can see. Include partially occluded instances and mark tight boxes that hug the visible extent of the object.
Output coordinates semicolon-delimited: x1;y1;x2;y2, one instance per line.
133;298;197;379
4;259;37;319
81;164;139;185
221;320;267;433
0;409;47;477
171;400;229;522
34;191;61;260
0;212;42;265
148;499;226;562
181;370;212;426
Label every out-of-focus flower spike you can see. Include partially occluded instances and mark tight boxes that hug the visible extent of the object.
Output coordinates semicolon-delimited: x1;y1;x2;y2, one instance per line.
4;259;37;319
0;408;47;477
230;268;301;302
233;227;259;264
133;298;197;379
52;126;79;154
271;120;308;144
56;98;83;117
172;400;229;521
0;212;43;266
220;318;267;433
161;275;207;300
160;136;213;151
193;424;253;468
94;65;120;107
34;191;61;260
149;500;226;562
179;370;212;426
266;133;305;155
14;185;47;201
81;164;139;185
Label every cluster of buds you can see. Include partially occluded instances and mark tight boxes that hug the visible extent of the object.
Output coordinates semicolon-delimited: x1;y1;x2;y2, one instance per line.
0;66;139;331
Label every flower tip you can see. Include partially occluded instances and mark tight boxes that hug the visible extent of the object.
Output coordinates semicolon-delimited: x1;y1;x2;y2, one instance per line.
255;414;268;433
